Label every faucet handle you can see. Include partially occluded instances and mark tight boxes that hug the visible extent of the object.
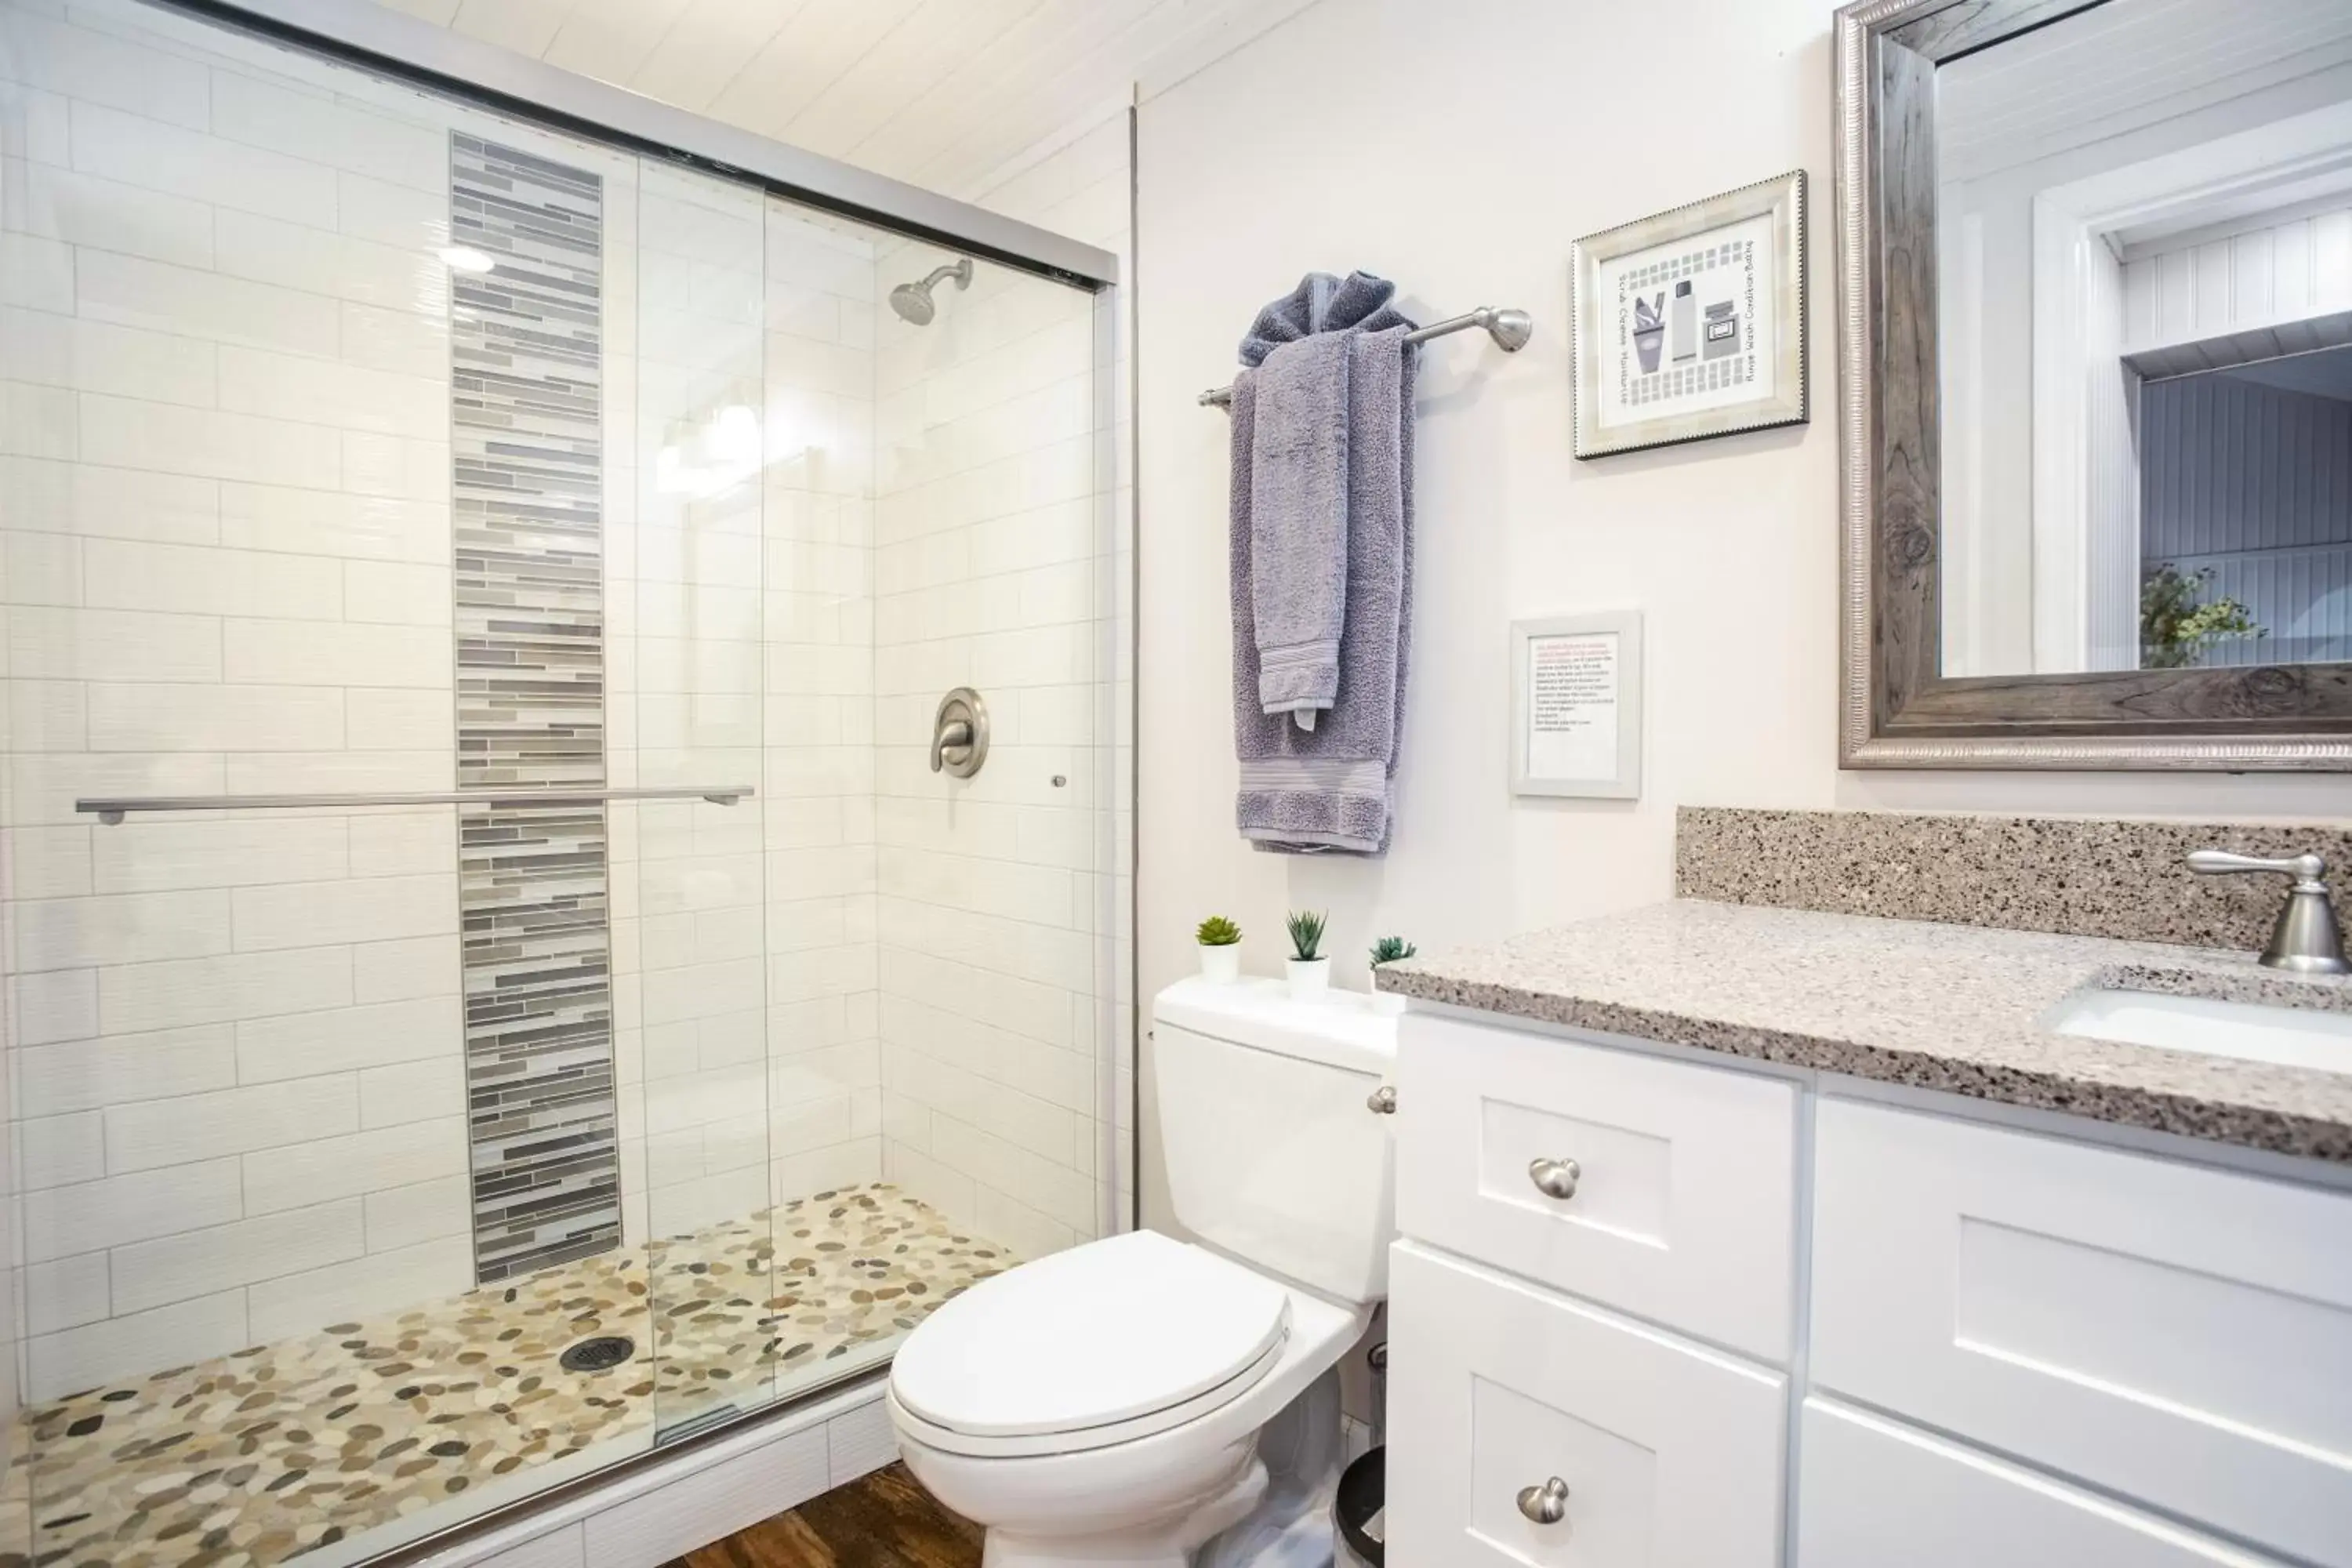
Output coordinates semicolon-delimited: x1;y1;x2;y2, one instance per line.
2188;848;2349;975
2187;849;2328;887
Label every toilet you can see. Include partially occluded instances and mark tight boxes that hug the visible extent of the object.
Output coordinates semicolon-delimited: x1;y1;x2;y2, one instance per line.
887;975;1398;1566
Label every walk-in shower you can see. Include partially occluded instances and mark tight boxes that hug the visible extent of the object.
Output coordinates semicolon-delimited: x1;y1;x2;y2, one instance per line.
0;3;1128;1563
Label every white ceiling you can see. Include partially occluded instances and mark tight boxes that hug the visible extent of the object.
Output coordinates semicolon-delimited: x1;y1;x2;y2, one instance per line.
376;0;1301;200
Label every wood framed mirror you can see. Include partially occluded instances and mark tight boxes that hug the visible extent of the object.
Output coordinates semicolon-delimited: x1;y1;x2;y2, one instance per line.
1835;0;2352;769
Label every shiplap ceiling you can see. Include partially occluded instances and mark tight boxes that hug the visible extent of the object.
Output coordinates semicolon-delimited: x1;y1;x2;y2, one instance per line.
378;0;1300;198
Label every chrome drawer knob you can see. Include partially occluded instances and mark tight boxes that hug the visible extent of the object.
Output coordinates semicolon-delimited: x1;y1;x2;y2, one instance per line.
1516;1476;1570;1525
1367;1085;1398;1114
1528;1156;1581;1200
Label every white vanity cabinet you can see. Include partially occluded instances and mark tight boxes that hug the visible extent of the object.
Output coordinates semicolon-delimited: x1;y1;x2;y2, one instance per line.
1385;1010;2352;1568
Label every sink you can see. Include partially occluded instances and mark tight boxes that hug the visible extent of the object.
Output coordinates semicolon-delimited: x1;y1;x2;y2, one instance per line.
2045;989;2352;1073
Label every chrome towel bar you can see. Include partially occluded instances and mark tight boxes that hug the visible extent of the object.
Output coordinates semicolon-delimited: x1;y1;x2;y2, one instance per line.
1199;305;1533;406
75;786;755;825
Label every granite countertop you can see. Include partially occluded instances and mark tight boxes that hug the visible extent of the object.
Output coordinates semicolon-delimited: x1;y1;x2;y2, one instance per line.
1375;900;2352;1163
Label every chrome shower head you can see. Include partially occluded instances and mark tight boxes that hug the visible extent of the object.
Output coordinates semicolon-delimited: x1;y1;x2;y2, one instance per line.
889;258;972;325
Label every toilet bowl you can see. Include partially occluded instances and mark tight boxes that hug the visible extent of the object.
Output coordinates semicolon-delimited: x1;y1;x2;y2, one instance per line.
887;979;1398;1566
891;1231;1370;1566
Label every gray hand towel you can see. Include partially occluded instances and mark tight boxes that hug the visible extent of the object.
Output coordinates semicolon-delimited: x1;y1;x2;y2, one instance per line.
1250;332;1352;721
1229;324;1416;854
1239;271;1414;728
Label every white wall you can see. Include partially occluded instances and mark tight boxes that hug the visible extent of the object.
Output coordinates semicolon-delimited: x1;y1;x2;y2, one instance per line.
1134;0;2352;1229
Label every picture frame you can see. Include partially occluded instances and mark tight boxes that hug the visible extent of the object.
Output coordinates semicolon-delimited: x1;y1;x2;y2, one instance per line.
1570;170;1808;459
1511;612;1643;799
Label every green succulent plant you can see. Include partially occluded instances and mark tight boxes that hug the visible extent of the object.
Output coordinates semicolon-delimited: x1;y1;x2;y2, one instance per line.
1195;915;1241;947
1284;909;1329;962
1369;935;1417;967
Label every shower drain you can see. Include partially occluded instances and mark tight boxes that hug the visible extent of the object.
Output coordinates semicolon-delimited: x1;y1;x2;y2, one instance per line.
559;1334;636;1374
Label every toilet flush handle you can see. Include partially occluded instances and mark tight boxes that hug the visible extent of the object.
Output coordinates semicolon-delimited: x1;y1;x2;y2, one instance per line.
1366;1085;1397;1114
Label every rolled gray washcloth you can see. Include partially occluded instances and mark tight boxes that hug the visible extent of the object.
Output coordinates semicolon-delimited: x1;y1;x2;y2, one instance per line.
1239;271;1413;729
1229;323;1415;854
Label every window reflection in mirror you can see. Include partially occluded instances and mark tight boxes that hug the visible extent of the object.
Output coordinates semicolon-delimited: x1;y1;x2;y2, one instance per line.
1934;0;2352;680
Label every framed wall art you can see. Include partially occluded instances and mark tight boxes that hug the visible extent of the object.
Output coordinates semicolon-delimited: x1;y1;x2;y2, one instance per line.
1511;612;1643;799
1571;170;1807;459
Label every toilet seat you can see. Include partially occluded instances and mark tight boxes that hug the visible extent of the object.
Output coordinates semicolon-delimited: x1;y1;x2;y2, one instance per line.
888;1229;1292;1458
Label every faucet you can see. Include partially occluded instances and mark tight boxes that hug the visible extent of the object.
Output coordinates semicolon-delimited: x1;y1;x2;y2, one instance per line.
2186;850;2350;975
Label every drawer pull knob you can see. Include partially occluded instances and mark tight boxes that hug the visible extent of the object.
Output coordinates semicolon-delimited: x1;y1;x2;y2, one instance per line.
1367;1085;1398;1114
1528;1156;1581;1200
1516;1476;1570;1525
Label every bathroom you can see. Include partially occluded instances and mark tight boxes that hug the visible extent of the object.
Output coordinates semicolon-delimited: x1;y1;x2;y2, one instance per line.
0;0;2347;1564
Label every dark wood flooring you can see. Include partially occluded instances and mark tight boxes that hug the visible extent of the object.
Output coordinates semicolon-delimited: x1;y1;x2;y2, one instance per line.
660;1464;983;1568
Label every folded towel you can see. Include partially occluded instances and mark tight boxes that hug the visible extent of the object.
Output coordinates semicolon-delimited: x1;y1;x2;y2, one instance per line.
1229;324;1416;854
1249;332;1353;722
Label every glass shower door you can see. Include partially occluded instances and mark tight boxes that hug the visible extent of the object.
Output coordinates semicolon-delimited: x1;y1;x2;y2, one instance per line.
615;155;776;1440
0;0;1122;1559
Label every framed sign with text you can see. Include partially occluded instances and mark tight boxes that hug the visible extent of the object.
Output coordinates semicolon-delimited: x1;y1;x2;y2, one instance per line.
1511;612;1643;799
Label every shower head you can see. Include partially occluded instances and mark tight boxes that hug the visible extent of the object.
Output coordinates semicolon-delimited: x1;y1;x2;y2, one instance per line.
889;258;972;325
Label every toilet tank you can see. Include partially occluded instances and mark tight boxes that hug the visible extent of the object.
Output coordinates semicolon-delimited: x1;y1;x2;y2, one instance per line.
1152;978;1398;1304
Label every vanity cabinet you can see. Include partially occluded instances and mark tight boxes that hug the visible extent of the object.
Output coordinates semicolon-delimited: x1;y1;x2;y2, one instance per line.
1386;1011;2352;1567
1387;1241;1786;1568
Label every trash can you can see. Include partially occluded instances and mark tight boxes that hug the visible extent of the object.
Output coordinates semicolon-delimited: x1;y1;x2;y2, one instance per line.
1335;1445;1384;1567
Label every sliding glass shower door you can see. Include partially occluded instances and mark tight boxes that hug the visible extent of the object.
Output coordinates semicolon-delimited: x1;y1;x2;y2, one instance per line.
0;2;1123;1562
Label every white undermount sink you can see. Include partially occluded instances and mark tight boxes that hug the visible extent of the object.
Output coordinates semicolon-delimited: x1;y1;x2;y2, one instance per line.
2045;988;2352;1073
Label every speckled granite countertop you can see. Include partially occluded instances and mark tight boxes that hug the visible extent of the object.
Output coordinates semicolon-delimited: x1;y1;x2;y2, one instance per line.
1375;900;2352;1163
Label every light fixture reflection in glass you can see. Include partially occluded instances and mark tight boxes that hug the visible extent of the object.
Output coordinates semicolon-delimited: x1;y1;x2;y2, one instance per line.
655;405;763;499
437;245;497;274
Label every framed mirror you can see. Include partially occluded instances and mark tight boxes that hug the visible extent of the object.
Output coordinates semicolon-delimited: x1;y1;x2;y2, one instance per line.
1836;0;2352;768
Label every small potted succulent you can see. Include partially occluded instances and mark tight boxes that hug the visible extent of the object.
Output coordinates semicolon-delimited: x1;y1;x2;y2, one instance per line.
1368;935;1417;1014
1285;909;1330;1002
1195;915;1243;982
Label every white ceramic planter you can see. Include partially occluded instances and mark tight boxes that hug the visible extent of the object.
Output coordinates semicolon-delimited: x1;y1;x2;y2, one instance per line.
1368;986;1407;1016
1199;942;1242;983
1286;957;1330;1003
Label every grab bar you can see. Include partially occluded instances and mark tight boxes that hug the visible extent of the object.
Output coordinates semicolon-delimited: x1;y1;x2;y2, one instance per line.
76;786;755;825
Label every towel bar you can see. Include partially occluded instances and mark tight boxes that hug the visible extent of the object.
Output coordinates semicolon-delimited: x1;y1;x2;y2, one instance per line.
1199;306;1532;406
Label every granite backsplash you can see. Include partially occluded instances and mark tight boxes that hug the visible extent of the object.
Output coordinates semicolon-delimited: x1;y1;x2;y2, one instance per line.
1676;808;2352;952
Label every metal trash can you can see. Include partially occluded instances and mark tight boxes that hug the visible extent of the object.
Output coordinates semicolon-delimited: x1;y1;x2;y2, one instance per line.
1335;1445;1385;1567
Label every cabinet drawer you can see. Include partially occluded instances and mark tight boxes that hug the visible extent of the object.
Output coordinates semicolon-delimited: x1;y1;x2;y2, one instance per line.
1812;1099;2352;1567
1798;1398;2284;1568
1386;1240;1785;1568
1396;1012;1797;1361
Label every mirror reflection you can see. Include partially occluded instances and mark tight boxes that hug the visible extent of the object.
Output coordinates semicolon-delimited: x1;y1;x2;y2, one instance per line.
1935;0;2352;679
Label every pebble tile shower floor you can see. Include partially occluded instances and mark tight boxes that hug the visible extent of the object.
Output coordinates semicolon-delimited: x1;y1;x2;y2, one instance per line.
1;1185;1011;1568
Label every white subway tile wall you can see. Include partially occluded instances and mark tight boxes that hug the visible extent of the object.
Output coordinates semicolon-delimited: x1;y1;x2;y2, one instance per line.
869;112;1131;1258
0;1;670;1400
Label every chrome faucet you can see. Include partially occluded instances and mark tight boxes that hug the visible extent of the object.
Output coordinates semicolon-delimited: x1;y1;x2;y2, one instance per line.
2187;850;2350;975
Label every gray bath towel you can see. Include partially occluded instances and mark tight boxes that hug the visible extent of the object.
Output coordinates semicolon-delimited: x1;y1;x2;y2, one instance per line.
1229;324;1416;854
1250;332;1353;722
1240;272;1414;728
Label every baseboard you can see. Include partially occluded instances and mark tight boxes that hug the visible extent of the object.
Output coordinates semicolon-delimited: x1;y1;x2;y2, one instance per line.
387;1376;897;1568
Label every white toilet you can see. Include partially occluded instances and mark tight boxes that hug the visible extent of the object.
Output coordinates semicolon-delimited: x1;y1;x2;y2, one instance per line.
887;975;1398;1566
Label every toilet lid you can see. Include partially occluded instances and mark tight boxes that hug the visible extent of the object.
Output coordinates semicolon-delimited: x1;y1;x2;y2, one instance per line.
890;1229;1291;1441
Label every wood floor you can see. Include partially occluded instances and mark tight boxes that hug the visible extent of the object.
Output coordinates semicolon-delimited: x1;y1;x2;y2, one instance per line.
660;1464;983;1568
